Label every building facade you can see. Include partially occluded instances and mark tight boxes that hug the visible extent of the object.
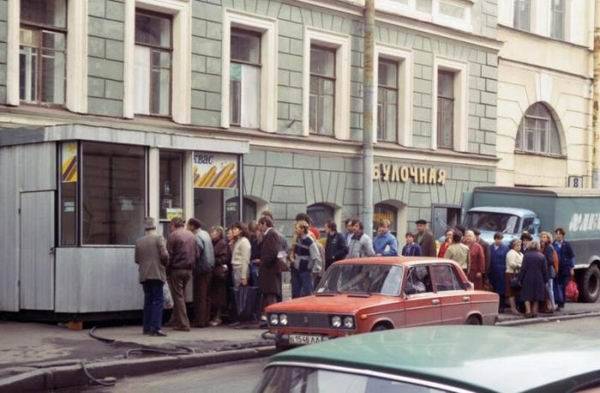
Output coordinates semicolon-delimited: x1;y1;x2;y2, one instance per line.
0;0;500;315
496;0;595;188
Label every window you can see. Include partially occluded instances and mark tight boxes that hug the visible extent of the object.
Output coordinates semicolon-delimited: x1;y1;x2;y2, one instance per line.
437;70;454;149
432;205;461;240
309;46;336;136
431;265;462;291
377;59;398;143
515;103;561;155
60;142;78;246
513;0;531;31
225;197;257;226
82;142;146;245
374;203;398;237
307;203;335;235
159;151;183;220
551;0;566;40
229;29;261;128
134;11;172;116
405;266;433;294
19;0;67;105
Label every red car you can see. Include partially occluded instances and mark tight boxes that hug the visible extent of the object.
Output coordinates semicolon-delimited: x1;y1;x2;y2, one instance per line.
266;257;499;349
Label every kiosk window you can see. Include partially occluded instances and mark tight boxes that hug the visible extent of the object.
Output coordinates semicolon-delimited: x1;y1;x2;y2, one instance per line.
159;151;183;220
81;142;146;245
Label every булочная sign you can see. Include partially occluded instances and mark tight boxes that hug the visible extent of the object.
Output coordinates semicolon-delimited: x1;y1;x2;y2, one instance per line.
373;163;447;185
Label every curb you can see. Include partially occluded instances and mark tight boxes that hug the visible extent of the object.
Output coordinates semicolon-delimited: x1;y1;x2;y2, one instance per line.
0;346;276;392
496;311;600;327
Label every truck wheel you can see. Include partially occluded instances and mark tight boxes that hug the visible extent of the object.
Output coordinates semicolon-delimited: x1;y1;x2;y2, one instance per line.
580;266;600;303
465;315;482;325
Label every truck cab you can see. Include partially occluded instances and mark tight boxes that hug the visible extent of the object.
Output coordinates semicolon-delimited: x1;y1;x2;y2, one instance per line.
464;206;540;245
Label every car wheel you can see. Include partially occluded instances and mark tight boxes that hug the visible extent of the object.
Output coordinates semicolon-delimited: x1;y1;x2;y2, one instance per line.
465;315;482;325
372;323;392;331
580;266;600;303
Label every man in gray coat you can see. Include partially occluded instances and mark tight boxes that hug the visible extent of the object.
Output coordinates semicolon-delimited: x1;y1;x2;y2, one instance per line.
187;218;215;328
346;221;375;259
135;217;169;336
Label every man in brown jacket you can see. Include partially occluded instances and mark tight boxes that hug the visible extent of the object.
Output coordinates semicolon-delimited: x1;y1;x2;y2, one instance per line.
416;219;437;257
166;217;197;331
135;217;169;336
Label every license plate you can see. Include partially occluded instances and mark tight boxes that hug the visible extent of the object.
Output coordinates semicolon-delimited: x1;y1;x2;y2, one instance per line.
288;334;328;345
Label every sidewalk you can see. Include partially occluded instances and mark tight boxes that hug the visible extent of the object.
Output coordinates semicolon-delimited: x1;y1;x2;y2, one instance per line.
0;321;273;380
496;301;600;325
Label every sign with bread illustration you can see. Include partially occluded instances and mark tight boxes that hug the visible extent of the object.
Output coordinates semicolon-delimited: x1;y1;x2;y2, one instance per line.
61;142;78;183
193;152;238;189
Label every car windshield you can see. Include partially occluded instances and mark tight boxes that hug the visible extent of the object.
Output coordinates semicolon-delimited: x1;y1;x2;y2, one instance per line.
315;264;403;296
465;212;521;234
254;366;452;393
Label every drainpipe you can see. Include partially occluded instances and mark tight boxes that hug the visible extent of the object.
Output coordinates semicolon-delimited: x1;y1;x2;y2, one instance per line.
362;0;375;235
593;0;600;188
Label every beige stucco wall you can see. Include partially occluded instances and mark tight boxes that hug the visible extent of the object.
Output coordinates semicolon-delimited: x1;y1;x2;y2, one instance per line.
496;27;593;187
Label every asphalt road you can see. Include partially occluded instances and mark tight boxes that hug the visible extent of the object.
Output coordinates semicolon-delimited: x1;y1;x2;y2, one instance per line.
77;316;600;393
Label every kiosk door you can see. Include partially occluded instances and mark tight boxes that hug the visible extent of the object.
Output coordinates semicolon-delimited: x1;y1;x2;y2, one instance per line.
19;191;55;310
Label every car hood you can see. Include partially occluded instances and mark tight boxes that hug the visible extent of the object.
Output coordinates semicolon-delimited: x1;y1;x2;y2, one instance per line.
266;294;399;315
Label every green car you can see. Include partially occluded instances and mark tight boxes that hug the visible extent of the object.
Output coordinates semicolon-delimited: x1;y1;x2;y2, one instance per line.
253;326;600;393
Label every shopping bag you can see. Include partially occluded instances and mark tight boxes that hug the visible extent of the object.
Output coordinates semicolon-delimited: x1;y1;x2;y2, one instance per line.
566;279;579;302
231;286;260;321
163;282;174;310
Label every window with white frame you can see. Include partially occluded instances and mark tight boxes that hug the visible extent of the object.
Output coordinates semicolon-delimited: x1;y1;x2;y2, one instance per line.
433;58;467;152
134;11;172;116
377;59;398;143
515;103;561;156
436;70;454;150
550;0;565;40
376;0;471;32
229;29;261;128
309;45;336;136
513;0;531;31
19;0;67;105
221;10;277;132
303;28;351;139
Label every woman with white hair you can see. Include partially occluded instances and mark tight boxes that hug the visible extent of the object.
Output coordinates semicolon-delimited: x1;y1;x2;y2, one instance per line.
518;241;549;318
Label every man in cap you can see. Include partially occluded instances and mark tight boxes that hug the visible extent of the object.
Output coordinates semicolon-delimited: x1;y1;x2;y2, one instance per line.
415;219;436;257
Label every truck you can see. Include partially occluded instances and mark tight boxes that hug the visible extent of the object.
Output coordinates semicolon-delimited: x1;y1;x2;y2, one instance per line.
464;186;600;303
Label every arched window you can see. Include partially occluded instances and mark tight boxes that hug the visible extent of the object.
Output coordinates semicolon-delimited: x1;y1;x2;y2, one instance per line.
515;103;561;155
374;203;398;237
225;197;257;226
307;203;335;233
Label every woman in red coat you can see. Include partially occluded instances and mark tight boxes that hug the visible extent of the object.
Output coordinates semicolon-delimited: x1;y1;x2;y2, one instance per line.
438;229;452;258
465;230;485;290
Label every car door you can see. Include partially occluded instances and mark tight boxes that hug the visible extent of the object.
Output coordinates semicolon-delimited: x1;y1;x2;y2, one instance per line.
430;264;469;324
403;265;442;327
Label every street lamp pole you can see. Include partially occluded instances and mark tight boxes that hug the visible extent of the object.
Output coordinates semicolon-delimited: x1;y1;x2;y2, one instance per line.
593;0;600;188
362;0;375;235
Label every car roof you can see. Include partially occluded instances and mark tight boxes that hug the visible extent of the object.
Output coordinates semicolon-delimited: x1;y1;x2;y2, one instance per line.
467;206;536;217
335;257;458;267
269;326;600;393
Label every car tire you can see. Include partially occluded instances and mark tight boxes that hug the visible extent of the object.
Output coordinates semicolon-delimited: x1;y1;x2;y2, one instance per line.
465;315;482;325
580;266;600;303
372;323;392;331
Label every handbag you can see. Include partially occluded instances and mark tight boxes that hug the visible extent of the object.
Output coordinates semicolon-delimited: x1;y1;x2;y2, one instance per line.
566;279;579;302
213;264;227;280
510;275;522;289
163;282;174;310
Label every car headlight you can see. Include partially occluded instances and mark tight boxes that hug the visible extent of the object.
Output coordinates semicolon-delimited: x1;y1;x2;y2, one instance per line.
343;316;354;329
331;315;342;328
269;314;279;326
279;314;288;326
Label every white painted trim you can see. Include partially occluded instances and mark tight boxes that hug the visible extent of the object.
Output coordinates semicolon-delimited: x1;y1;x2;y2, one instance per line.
66;0;88;113
6;0;19;106
183;151;194;220
302;27;352;140
376;0;473;33
123;0;191;124
148;147;160;222
221;9;278;132
373;44;414;147
432;57;468;152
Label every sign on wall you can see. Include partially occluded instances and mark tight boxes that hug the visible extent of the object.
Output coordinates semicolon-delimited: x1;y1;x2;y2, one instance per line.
193;152;238;189
373;163;447;185
61;142;78;183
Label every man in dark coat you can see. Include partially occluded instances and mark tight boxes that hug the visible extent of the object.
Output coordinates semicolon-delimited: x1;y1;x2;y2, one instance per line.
553;227;575;309
324;221;348;270
257;216;282;322
415;219;436;257
489;232;509;311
